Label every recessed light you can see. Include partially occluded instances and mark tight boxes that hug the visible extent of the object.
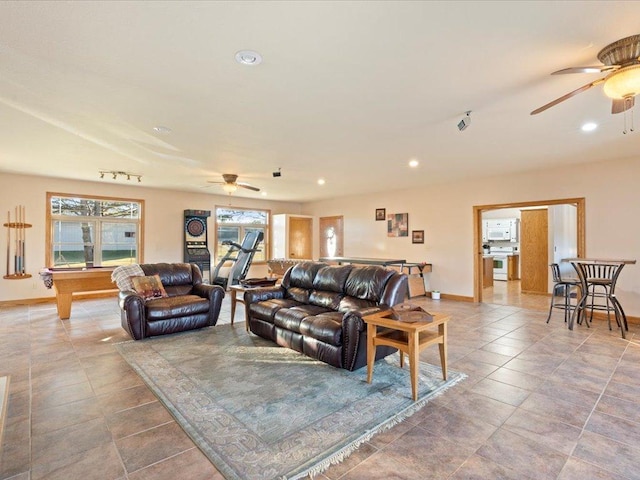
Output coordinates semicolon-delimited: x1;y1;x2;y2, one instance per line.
409;159;419;168
317;178;325;185
261;191;267;196
235;50;263;66
581;122;597;132
152;126;172;134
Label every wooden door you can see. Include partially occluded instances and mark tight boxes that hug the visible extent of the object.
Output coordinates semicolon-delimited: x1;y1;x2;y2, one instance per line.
520;209;548;293
288;216;313;259
319;216;344;258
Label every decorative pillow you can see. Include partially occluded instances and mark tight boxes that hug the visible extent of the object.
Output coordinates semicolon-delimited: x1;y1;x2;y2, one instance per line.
111;264;145;291
131;274;168;301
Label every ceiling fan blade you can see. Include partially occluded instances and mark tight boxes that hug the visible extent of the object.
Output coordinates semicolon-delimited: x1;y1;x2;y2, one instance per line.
530;78;605;115
552;65;619;75
612;96;635;114
237;182;260;192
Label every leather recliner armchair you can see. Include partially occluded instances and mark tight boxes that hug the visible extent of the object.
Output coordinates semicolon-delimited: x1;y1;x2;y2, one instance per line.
118;263;225;340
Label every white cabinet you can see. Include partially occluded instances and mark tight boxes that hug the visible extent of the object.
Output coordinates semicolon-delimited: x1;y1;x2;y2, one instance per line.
272;214;314;259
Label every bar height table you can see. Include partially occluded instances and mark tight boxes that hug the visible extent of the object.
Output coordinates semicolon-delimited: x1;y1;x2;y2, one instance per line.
563;258;636;338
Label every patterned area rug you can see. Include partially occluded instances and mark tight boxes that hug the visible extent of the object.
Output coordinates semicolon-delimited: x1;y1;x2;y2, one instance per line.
116;324;465;480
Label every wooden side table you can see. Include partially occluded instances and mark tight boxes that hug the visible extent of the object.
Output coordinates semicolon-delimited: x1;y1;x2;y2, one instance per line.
228;285;251;331
363;308;450;401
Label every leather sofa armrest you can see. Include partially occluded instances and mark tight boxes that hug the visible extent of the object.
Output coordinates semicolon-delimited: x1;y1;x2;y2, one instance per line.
119;290;146;340
192;283;225;301
342;310;365;371
342;305;392;330
243;286;285;304
342;305;395;370
192;284;225;326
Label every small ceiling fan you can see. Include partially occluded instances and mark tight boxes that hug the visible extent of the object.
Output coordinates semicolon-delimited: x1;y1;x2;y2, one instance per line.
207;173;260;194
531;34;640;115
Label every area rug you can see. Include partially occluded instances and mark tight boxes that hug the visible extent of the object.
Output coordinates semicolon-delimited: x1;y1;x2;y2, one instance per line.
116;324;465;480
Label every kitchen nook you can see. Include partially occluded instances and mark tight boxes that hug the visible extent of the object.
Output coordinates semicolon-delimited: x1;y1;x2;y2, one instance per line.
482;217;520;283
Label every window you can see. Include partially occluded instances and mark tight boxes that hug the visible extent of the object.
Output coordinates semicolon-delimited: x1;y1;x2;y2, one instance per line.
215;207;268;263
46;193;144;268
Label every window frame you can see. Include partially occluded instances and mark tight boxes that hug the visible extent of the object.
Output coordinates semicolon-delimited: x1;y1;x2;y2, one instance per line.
214;205;270;264
46;192;145;268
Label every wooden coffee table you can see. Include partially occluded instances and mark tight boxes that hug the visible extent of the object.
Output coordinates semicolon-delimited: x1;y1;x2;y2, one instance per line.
363;308;450;401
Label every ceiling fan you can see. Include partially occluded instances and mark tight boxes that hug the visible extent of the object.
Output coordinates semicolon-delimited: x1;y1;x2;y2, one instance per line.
531;34;640;115
207;173;260;194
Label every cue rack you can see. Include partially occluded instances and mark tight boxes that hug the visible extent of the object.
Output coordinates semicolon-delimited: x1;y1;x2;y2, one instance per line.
4;205;32;279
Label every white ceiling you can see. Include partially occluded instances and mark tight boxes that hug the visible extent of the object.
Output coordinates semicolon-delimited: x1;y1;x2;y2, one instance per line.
1;1;639;201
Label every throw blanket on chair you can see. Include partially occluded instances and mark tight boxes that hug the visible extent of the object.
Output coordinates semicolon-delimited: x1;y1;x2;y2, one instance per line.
111;264;145;291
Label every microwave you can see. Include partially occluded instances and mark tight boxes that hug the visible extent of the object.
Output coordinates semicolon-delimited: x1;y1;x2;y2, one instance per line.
484;218;519;242
487;226;512;241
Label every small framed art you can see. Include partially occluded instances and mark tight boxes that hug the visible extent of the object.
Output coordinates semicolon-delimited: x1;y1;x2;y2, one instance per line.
388;213;409;237
375;208;386;221
412;230;424;244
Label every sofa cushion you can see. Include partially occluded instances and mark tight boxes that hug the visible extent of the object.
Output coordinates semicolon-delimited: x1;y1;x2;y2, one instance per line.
286;286;311;304
141;263;200;297
308;290;343;310
274;305;331;333
248;298;302;323
284;262;326;289
145;294;210;320
131;274;168;301
344;266;396;303
312;265;352;292
299;312;344;346
338;295;378;313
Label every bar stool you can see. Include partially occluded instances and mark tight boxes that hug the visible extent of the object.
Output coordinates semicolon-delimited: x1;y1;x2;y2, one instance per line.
573;261;628;338
546;263;580;324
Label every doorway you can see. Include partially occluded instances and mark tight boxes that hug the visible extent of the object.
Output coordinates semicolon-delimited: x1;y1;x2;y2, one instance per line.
473;198;586;305
319;216;344;258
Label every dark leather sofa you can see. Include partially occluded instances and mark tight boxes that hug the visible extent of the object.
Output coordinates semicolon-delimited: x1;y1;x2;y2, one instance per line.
244;262;408;370
119;263;225;340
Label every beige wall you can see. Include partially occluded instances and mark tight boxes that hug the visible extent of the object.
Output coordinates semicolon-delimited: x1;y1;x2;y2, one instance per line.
0;172;302;302
302;156;640;317
3;157;639;317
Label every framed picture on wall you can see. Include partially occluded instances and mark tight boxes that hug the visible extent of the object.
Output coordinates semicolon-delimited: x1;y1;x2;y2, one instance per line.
412;230;424;244
387;213;409;237
375;208;386;221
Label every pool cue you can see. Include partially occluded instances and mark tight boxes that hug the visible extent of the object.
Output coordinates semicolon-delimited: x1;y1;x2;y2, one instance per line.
17;206;22;274
5;211;9;277
14;206;18;275
17;206;21;274
21;205;26;273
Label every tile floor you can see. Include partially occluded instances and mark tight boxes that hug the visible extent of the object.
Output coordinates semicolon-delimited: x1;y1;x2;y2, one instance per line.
1;291;638;480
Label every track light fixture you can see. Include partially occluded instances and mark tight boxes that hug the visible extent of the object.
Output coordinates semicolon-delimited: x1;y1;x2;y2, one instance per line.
99;170;143;183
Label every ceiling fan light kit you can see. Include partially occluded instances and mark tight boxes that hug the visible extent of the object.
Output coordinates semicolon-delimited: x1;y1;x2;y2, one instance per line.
222;183;238;194
602;65;640;99
532;34;640;118
207;173;260;195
